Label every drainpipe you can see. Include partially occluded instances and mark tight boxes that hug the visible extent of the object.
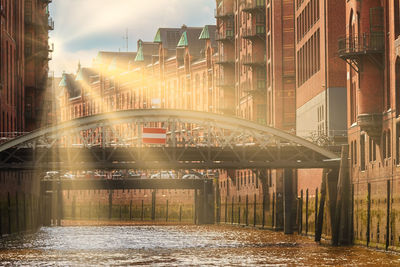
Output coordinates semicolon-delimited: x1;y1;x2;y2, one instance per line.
324;0;328;137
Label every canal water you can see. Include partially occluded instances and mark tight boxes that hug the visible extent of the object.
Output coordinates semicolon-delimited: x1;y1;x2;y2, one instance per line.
1;224;400;266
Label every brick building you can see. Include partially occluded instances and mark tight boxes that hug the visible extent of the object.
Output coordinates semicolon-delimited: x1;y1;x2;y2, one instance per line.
339;0;400;249
0;0;53;138
57;24;221;211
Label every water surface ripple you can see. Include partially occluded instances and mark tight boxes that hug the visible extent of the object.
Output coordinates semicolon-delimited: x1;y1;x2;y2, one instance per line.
1;225;399;266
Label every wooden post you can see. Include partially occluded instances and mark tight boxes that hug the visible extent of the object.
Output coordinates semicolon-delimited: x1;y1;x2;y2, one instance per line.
231;196;234;224
129;200;133;220
253;194;256;227
7;192;11;234
306;189;309;235
315;188;318;234
179;205;182;222
141;199;144;221
98;201;100;220
225;196;228;223
245;195;248;226
88;202;91;220
315;170;327;242
238;196;241;225
72;196;76;219
166;200;169;222
57;182;63;226
386;180;390;250
299;189;303;234
16;192;20;233
262;191;265;228
23;193;26;232
194;189;197;224
272;192;275;228
151;190;156;221
108;190;113;220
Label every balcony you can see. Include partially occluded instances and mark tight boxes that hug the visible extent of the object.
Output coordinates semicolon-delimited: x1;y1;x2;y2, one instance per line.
214;8;234;19
357;113;382;141
242;25;266;40
215;55;234;66
216;30;234;42
243;81;266;96
242;55;266;68
338;32;384;71
243;0;266;13
47;17;54;30
216;80;234;88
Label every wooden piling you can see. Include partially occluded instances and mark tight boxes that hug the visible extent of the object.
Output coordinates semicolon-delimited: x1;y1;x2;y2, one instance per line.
262;191;265;228
315;188;318;234
108;190;113;220
179;205;182;222
23;193;26;232
306;189;309;235
231;196;234;224
225;196;228;223
151;190;156;221
16;192;20;233
272;192;275;228
166;200;169;222
7;192;11;234
245;195;248;226
299;189;303;234
238;196;241;225
141;199;144;221
315;170;327;242
130;200;133;220
253;194;256;227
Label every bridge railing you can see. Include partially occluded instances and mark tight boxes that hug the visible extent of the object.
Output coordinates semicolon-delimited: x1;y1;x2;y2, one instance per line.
0;132;29;144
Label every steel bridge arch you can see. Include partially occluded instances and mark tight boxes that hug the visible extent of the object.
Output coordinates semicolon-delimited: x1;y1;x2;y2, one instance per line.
0;109;340;169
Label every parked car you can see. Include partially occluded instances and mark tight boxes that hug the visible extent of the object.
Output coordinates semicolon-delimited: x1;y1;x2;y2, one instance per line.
112;171;123;180
63;173;75;179
150;171;176;179
182;173;202;179
43;171;59;180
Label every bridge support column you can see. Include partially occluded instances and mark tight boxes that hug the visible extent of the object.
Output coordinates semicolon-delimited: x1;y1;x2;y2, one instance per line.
197;180;215;224
283;169;296;234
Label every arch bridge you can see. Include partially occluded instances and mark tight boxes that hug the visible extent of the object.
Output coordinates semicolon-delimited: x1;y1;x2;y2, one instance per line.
0;109;341;171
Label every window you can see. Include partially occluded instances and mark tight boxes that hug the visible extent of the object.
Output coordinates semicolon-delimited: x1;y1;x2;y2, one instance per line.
360;134;366;170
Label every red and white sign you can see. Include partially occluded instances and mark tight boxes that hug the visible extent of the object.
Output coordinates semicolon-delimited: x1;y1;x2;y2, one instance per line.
142;127;167;144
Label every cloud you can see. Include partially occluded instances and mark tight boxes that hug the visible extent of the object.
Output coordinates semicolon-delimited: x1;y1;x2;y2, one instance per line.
49;0;215;76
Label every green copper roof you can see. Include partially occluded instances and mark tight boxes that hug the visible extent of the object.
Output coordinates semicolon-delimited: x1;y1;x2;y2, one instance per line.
134;42;144;62
199;25;210;40
154;29;162;43
177;32;188;47
59;73;67;87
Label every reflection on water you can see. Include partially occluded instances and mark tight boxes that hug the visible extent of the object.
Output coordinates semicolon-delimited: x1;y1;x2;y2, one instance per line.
1;225;400;266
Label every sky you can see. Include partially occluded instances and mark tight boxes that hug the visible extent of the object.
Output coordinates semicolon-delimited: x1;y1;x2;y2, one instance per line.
49;0;216;76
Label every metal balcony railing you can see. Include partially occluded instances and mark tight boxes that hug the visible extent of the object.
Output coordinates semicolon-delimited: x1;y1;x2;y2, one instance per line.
47;17;54;30
243;0;266;12
242;25;266;40
242;55;266;67
214;7;234;19
216;55;234;65
216;30;234;42
338;32;385;58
